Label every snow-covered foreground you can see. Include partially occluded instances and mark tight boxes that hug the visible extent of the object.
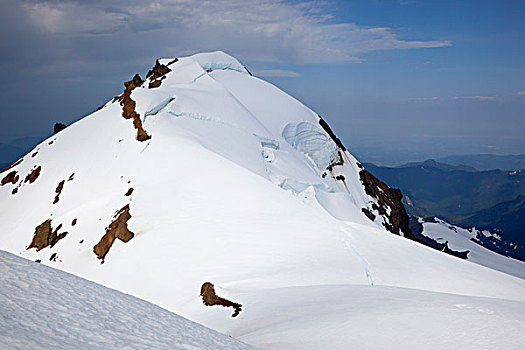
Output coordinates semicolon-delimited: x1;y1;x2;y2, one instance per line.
420;218;525;279
225;285;525;349
0;249;252;350
1;51;525;349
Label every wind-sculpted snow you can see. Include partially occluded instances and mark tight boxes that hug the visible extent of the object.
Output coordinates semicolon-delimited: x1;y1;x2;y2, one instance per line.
1;51;525;349
221;285;525;349
0;250;253;350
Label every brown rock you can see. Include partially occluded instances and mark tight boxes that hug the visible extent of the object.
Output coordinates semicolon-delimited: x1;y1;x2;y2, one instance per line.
28;220;67;251
359;169;413;238
24;166;41;183
116;74;151;142
146;60;171;81
148;79;162;89
1;171;18;185
124;188;133;196
93;204;134;261
200;282;242;317
53;180;65;204
133;116;151;141
72;218;77;226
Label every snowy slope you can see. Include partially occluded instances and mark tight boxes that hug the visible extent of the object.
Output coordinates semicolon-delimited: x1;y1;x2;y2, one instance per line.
0;249;252;350
419;217;525;279
1;51;525;349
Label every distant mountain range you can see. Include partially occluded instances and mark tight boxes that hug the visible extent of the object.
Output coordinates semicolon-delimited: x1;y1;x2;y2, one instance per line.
365;159;525;260
437;154;525;171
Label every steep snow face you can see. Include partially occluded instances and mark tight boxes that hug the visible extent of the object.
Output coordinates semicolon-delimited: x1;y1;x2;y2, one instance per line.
0;250;252;350
419;217;525;279
1;51;525;349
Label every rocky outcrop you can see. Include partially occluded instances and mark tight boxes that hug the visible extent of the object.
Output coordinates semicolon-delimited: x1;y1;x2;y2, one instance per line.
146;60;171;81
316;115;415;239
147;60;171;89
318;115;346;152
117;74;151;142
148;79;162;89
359;169;412;237
93;205;134;262
28;220;67;251
409;217;470;259
53;180;65;204
1;171;18;185
53;123;67;135
200;282;242;317
24;166;41;184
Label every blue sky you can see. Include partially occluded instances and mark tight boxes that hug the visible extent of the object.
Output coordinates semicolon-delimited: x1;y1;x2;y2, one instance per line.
1;0;523;164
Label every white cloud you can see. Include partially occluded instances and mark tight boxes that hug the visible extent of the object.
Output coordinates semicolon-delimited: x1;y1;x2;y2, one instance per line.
455;95;497;101
400;93;525;103
253;69;301;77
401;96;442;102
19;0;451;64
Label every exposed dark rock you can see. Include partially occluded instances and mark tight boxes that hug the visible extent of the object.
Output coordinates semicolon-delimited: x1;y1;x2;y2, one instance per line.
72;218;77;226
149;79;162;89
335;175;346;181
35;259;41;263
359;169;412;238
1;171;18;185
53;180;65;204
167;58;178;66
48;141;54;145
318;115;346;151
24;166;41;184
32;152;38;157
28;220;67;251
118;74;143;120
200;282;242;318
117;74;151;142
49;253;57;262
408;217;470;259
133;116;151;142
11;188;18;195
362;208;376;221
53;123;67;135
125;188;133;196
68;173;75;181
93;205;134;261
244;66;253;76
146;60;171;81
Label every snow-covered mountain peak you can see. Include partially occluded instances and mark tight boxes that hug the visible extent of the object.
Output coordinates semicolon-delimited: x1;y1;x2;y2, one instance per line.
1;51;525;349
